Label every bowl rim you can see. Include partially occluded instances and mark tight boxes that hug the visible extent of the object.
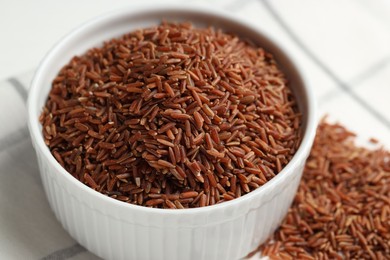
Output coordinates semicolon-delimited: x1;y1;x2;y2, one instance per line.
27;3;317;215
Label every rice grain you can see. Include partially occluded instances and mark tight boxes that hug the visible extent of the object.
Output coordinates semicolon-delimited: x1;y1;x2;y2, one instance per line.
258;120;390;259
41;22;301;209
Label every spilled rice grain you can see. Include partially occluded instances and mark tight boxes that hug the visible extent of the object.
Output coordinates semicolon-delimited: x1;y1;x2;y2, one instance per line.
258;120;390;259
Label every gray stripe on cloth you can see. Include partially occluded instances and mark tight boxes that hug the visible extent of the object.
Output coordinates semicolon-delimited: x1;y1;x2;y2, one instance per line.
348;56;390;86
0;126;29;152
41;244;86;260
8;77;28;101
260;0;390;129
225;0;255;11
320;56;390;102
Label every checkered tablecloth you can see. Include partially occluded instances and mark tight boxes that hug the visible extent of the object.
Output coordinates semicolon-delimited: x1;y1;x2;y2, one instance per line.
1;0;389;259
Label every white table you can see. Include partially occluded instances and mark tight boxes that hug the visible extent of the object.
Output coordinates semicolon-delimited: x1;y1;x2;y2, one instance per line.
0;0;389;259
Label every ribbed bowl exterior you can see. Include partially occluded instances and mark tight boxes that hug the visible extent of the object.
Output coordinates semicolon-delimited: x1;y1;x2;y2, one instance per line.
28;5;316;260
34;144;306;260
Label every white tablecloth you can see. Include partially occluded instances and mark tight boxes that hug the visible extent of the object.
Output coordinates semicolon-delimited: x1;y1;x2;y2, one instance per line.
1;0;389;259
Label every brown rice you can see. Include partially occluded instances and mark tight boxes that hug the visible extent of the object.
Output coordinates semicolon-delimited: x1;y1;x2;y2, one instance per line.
40;22;301;208
258;120;390;259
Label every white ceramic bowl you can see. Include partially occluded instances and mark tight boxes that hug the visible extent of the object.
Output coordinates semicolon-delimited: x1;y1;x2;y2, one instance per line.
27;4;316;260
